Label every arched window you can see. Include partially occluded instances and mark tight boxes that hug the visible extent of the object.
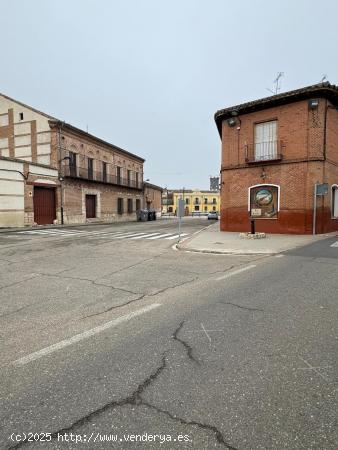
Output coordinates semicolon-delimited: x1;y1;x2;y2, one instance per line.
332;185;338;218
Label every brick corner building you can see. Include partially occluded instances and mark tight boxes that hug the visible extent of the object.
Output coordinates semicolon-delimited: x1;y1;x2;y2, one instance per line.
215;82;338;234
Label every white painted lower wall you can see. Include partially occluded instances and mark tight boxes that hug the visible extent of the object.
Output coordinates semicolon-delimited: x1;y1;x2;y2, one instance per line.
0;159;25;227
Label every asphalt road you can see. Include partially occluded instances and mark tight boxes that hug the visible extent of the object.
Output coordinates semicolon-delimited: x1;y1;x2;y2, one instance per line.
0;219;337;450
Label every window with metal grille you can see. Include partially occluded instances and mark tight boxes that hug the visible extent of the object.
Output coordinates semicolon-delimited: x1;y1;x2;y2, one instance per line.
117;198;124;215
127;198;133;213
88;158;94;180
117;166;122;184
102;162;107;182
254;121;277;161
69;151;77;177
136;198;141;211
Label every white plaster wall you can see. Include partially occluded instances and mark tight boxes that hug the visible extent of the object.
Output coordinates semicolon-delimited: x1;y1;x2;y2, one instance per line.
0;95;51;132
29;165;58;177
0;94;52;164
37;132;51;144
0;159;25;227
14;122;31;135
37;143;51;155
15;147;32;158
0;138;8;149
15;135;31;147
0;114;8;126
36;155;51;165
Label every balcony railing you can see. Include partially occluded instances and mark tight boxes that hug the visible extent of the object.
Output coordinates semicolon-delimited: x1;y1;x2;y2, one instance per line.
63;165;143;190
245;140;283;163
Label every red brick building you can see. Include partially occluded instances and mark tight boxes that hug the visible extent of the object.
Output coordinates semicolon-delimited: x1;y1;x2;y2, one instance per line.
215;83;338;234
0;93;146;227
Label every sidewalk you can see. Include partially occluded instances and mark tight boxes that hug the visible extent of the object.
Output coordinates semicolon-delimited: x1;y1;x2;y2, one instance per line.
178;221;336;255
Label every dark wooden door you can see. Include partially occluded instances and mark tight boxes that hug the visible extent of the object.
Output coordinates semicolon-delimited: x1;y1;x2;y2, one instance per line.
85;195;96;218
34;187;56;225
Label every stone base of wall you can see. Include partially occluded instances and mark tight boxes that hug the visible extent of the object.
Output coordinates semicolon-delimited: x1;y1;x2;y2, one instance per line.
63;213;137;225
24;212;35;226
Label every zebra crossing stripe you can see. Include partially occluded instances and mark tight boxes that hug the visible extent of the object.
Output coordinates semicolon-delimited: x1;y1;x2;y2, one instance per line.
86;231;130;238
146;233;173;240
165;233;188;240
13;229;190;242
129;232;161;240
112;232;148;239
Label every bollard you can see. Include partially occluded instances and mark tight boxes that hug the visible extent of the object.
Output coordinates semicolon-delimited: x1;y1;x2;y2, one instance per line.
250;220;255;235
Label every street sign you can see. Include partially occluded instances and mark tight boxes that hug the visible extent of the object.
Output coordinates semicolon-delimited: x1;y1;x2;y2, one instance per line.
177;199;185;218
316;183;329;196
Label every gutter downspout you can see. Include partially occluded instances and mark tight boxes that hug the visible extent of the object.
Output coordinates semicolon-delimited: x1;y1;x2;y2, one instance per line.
57;121;65;224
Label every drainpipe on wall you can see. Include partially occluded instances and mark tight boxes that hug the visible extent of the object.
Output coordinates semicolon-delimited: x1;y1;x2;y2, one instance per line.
57;121;65;224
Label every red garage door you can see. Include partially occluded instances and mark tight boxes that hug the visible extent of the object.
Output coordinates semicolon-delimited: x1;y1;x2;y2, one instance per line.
33;187;56;225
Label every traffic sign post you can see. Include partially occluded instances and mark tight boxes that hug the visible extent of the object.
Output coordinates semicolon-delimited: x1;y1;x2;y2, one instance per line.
177;198;185;242
313;183;329;234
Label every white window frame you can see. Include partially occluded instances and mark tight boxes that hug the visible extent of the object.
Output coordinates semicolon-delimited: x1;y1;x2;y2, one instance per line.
254;120;278;161
248;184;281;212
331;184;338;219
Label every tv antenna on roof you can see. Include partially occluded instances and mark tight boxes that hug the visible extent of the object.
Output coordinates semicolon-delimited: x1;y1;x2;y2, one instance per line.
320;74;327;83
267;72;284;95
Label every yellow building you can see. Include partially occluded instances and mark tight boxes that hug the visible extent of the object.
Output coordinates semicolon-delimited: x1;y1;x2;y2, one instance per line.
163;189;220;215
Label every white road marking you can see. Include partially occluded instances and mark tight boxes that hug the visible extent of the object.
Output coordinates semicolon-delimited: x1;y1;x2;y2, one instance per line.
330;241;338;247
187;324;223;342
275;254;285;258
112;232;148;239
165;233;188;240
146;233;173;240
13;303;161;366
129;232;161;240
297;356;329;381
201;323;211;342
216;264;257;281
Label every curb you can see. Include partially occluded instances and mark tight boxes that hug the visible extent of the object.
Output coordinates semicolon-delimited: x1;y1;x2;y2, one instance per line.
176;245;274;256
177;232;338;255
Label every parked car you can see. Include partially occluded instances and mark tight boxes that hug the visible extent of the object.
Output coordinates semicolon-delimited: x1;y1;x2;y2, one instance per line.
207;211;219;220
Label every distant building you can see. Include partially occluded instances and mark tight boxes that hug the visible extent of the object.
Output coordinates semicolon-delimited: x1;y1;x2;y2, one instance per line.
215;82;338;234
163;189;220;215
143;182;163;215
0;93;147;227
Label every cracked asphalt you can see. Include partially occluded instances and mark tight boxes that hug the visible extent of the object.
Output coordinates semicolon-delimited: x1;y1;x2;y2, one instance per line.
0;219;337;450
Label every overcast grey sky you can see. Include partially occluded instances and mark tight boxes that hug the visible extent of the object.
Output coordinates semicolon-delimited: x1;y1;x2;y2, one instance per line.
2;0;338;189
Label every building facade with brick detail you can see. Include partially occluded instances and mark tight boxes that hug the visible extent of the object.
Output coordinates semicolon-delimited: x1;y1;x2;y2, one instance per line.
0;93;148;227
215;83;338;234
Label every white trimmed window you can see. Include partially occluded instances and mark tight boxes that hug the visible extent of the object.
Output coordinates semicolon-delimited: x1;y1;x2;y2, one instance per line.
254;121;277;161
332;185;338;218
